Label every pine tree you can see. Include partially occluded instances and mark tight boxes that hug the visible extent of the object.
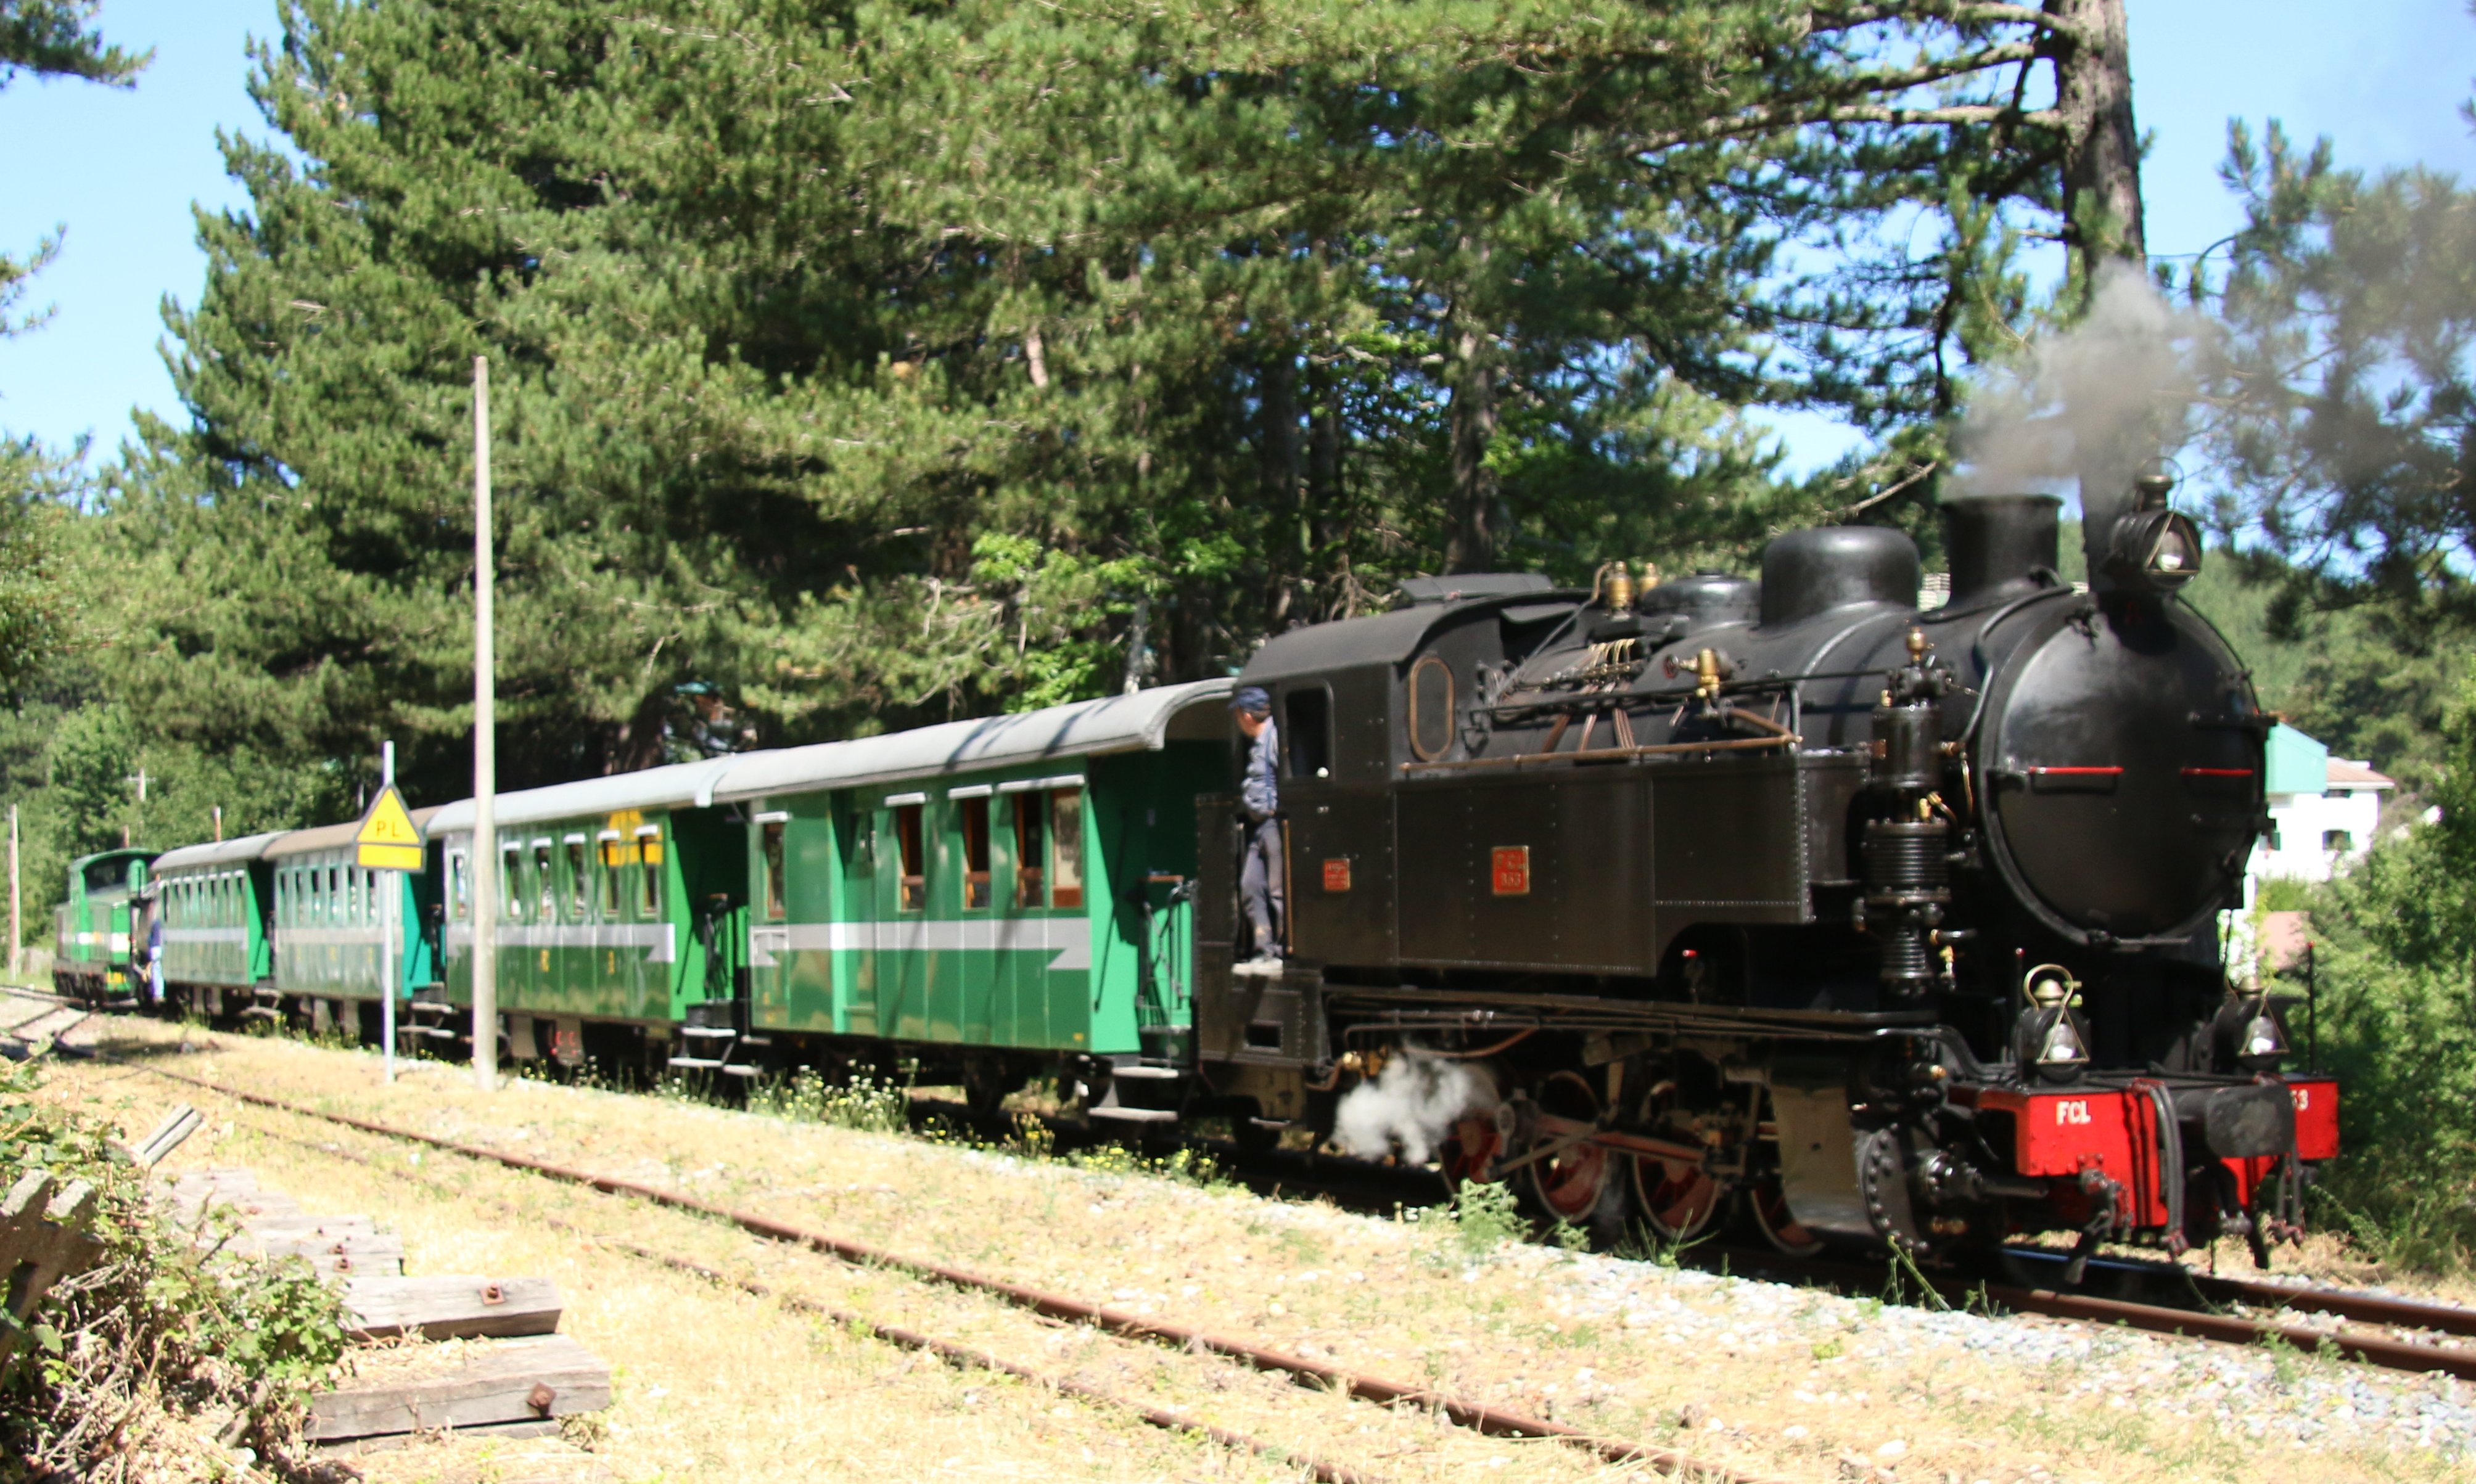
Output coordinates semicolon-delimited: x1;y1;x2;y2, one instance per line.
119;0;2158;807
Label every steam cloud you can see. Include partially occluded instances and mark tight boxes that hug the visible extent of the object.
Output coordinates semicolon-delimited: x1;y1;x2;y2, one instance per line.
1953;264;2215;528
1332;1051;1499;1165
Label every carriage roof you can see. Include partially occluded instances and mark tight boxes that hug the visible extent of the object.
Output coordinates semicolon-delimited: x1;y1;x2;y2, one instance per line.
152;832;287;871
707;678;1233;805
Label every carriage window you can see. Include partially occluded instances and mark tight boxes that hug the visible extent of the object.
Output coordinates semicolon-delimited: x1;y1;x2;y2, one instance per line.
960;798;991;909
327;866;341;922
638;830;664;916
1409;656;1455;762
534;844;556;921
762;820;788;920
1014;795;1045;908
566;840;589;917
842;798;874;877
1285;686;1333;780
450;851;469;921
1050;790;1084;909
599;839;622;914
895;804;926;912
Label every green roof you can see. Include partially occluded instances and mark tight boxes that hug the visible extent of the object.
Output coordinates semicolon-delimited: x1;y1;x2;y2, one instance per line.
2265;723;2327;796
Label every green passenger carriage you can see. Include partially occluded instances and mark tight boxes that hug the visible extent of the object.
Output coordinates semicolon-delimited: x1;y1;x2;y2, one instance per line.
265;810;443;1030
426;758;750;1066
64;680;1240;1118
152;832;282;1009
52;847;155;1002
705;679;1232;1109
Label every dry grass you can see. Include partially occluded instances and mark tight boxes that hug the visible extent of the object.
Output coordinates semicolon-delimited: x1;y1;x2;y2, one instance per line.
45;1015;2476;1484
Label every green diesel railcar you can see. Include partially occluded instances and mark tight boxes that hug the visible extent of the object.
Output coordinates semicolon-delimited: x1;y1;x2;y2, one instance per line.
52;848;155;1002
427;759;747;1065
153;832;283;1009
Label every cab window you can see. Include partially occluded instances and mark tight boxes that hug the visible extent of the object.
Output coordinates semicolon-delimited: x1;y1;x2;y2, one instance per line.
1284;686;1333;781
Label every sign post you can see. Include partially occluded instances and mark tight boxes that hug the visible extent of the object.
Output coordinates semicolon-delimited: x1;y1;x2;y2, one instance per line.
352;752;424;1086
472;355;497;1093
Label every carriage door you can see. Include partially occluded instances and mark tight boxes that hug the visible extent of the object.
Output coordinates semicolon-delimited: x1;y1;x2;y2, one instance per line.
750;811;792;1027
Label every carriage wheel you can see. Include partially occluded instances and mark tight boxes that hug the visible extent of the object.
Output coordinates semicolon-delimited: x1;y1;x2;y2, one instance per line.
1523;1072;1613;1224
963;1051;1022;1125
1745;1176;1825;1257
1626;1083;1725;1243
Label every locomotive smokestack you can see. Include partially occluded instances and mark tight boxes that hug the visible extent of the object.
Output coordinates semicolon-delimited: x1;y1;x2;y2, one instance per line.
1943;495;2060;612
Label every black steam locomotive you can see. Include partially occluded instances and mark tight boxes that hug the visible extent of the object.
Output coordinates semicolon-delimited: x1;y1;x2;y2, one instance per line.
1192;478;2334;1268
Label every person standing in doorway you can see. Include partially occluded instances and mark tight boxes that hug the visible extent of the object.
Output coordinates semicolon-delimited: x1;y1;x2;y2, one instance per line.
145;897;165;1005
1232;687;1283;964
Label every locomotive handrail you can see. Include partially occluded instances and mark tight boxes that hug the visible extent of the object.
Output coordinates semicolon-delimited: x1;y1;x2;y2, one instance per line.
1400;732;1794;774
1483;666;1896;718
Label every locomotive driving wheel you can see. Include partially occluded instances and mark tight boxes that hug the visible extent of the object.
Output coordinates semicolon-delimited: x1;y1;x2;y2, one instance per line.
1523;1071;1614;1226
1626;1082;1726;1243
1745;1175;1825;1257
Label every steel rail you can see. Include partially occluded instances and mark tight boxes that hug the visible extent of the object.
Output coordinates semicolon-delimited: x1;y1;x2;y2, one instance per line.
1967;1280;2476;1379
1729;1242;2476;1382
2007;1248;2476;1342
130;1060;1787;1484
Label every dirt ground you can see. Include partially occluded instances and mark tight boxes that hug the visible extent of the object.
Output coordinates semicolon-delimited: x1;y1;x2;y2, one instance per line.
40;1015;2476;1484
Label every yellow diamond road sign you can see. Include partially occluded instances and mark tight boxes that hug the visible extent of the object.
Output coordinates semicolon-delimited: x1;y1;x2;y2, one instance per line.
355;786;426;872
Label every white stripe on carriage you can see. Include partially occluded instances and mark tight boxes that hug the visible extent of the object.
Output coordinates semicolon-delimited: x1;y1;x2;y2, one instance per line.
442;922;678;963
164;927;249;943
747;918;1091;972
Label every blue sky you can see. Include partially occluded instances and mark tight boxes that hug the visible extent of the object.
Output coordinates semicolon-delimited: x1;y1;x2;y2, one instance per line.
2;1;2474;469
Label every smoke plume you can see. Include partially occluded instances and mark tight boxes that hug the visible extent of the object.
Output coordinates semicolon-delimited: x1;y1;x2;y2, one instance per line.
1953;264;2215;540
1332;1052;1499;1165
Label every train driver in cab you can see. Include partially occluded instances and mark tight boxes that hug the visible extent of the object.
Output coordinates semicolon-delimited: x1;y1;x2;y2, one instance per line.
1232;687;1283;964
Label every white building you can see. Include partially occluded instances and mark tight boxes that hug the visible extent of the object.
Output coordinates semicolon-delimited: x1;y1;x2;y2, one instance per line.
2242;724;2393;906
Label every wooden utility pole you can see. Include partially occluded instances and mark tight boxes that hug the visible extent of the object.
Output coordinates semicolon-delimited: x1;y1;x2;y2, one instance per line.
472;355;498;1093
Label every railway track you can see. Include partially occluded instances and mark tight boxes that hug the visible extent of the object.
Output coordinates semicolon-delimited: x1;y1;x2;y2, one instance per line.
1150;1115;2476;1380
117;1055;1784;1484
43;996;2476;1398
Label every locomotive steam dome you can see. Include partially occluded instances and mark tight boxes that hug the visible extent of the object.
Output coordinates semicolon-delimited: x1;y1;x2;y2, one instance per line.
1971;559;2261;945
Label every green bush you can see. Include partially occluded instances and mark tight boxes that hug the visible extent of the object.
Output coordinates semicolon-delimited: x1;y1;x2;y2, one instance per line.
2278;674;2476;1273
0;1062;348;1480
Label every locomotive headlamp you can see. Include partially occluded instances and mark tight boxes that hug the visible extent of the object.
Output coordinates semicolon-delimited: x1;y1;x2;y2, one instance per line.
2104;506;2203;592
2034;1012;2089;1068
2240;1001;2289;1062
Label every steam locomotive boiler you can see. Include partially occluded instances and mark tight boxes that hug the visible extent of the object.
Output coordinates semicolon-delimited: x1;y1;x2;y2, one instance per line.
1193;478;2335;1268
